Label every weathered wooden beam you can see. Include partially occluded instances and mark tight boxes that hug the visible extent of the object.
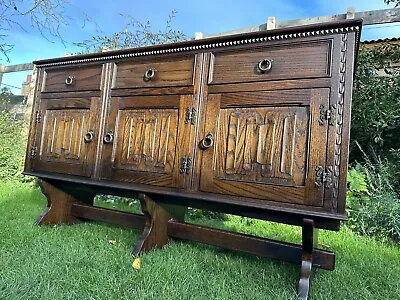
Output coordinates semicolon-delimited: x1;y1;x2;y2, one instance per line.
277;7;400;28
204;7;400;38
2;63;34;73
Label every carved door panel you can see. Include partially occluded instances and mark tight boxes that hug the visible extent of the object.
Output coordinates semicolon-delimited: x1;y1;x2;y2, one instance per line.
33;97;100;176
199;89;330;206
100;95;191;188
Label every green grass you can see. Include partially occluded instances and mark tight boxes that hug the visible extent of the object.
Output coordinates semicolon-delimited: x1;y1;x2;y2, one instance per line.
1;181;400;299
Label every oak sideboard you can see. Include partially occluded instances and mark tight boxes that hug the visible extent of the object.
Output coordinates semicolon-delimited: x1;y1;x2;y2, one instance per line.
24;19;362;300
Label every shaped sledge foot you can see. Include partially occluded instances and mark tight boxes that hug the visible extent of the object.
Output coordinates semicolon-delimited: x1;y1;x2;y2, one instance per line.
132;193;186;256
297;218;318;300
35;179;95;225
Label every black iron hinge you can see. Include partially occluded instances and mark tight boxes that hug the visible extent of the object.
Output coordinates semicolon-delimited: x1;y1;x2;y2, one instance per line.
179;156;192;174
185;107;196;125
319;104;336;126
35;111;41;123
30;145;38;159
315;165;333;189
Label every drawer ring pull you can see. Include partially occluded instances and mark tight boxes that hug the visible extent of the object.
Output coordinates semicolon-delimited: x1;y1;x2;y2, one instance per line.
257;58;273;73
200;133;214;150
143;68;156;81
84;130;94;143
65;75;76;86
103;131;114;144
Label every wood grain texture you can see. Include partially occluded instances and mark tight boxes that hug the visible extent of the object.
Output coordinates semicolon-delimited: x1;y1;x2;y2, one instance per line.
168;220;334;270
198;89;329;206
218;106;308;186
114;56;194;89
133;193;186;255
297;218;318;300
24;67;45;172
35;179;94;225
27;171;345;230
43;64;102;92
71;203;145;229
303;89;330;206
100;94;187;188
34;97;101;177
209;40;332;85
208;78;331;94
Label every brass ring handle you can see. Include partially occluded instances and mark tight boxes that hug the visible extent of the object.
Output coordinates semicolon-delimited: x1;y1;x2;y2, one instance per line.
103;131;114;144
257;58;273;73
65;75;76;86
84;130;94;143
200;133;214;150
143;68;156;81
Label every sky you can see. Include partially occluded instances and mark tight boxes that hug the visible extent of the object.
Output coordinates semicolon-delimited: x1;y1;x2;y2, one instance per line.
1;0;399;94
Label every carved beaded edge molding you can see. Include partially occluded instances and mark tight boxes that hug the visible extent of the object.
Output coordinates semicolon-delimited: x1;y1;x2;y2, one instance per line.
332;32;348;211
36;26;360;68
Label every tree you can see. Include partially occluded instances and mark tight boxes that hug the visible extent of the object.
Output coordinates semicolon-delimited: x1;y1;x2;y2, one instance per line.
0;86;13;104
74;10;186;53
0;0;89;61
350;43;400;162
384;0;400;7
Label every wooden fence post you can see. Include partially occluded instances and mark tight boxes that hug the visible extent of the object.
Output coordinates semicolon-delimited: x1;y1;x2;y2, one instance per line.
267;17;276;30
23;65;37;138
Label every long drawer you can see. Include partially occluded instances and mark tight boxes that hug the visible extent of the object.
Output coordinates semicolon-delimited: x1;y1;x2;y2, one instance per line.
208;40;332;85
113;56;195;89
43;65;103;92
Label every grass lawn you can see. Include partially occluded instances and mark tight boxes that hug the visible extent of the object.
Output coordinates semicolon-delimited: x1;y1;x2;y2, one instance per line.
1;181;400;300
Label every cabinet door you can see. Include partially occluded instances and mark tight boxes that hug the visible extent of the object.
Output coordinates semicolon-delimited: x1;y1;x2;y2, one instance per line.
100;95;191;188
33;97;100;176
199;89;329;206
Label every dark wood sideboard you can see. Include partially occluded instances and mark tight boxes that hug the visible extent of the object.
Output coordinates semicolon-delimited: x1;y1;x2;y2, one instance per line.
23;19;362;300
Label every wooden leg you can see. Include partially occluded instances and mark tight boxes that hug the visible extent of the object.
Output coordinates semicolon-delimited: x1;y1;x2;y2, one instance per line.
35;179;95;225
132;193;186;256
297;218;318;300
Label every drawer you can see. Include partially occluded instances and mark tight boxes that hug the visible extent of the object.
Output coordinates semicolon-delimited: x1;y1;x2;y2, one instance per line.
113;56;195;89
208;41;332;85
43;65;102;92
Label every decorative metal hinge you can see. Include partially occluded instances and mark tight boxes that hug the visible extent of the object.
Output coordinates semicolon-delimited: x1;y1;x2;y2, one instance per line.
30;145;38;159
319;104;336;126
35;111;41;123
185;107;197;125
315;165;333;189
179;156;192;174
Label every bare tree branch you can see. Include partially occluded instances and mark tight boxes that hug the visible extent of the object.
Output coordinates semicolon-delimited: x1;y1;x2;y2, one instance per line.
0;0;93;62
74;10;186;54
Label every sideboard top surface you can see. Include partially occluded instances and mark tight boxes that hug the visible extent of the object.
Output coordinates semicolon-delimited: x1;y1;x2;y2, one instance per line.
33;19;362;67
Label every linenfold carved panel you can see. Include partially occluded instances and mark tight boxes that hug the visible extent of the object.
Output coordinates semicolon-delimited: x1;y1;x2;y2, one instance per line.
40;109;89;162
217;107;309;186
114;109;178;173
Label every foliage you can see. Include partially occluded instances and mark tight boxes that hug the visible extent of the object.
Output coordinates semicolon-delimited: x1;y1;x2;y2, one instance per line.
0;86;13;104
350;43;400;163
187;207;227;221
0;87;26;182
346;157;400;243
74;10;186;53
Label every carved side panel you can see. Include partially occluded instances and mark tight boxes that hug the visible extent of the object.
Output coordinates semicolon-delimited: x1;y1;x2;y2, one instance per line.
332;33;348;210
40;109;90;163
114;109;178;173
217;107;309;186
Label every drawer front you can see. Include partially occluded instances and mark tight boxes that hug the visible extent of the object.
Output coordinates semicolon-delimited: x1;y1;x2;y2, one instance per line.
114;56;195;89
43;65;102;92
208;41;332;85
